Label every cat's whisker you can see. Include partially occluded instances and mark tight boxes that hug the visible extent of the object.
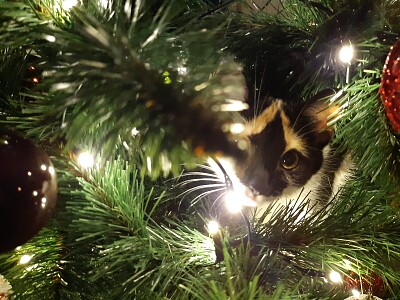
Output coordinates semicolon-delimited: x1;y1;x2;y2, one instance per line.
292;101;311;129
178;171;221;180
294;118;320;136
255;65;268;118
176;182;225;194
252;61;259;120
210;190;229;211
306;145;328;151
192;164;221;173
297;127;324;140
176;184;225;207
175;178;225;186
189;187;227;207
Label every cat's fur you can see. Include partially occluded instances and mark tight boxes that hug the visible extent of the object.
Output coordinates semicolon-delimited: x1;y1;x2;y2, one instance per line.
219;96;353;219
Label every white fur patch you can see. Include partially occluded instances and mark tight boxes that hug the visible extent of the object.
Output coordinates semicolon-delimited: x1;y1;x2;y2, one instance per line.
252;146;354;223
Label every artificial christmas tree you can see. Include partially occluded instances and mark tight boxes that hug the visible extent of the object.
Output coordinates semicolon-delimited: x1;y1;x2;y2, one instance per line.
1;0;400;299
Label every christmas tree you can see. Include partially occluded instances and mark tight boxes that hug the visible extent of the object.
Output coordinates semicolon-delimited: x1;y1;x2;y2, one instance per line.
1;0;400;299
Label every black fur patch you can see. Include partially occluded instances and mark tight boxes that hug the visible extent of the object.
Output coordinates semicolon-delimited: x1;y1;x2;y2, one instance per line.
241;113;288;196
238;99;335;198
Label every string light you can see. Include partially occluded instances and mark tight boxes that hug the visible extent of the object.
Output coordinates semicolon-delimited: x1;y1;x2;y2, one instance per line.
208;157;257;209
131;127;140;136
224;191;243;213
351;289;361;298
44;35;56;43
339;45;354;64
54;0;78;10
77;151;95;169
329;270;343;283
229;123;245;134
41;197;47;208
48;166;56;176
19;254;33;265
338;44;354;84
177;66;188;75
207;220;220;235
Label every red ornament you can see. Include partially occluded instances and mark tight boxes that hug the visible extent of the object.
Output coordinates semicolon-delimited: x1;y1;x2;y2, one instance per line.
379;39;400;133
345;272;385;298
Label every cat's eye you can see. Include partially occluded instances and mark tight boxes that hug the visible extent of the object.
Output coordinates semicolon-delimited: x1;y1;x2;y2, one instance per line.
280;150;300;170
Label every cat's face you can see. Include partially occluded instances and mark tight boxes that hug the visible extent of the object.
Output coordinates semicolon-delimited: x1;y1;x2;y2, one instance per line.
235;98;333;199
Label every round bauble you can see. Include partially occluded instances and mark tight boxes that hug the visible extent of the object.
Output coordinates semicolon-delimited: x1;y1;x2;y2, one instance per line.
0;129;57;252
379;39;400;133
345;272;385;298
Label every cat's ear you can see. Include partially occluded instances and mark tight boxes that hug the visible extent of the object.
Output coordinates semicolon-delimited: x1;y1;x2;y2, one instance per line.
302;89;340;147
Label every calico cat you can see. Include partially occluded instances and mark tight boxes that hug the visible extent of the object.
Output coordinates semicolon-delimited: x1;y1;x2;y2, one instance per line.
214;95;353;220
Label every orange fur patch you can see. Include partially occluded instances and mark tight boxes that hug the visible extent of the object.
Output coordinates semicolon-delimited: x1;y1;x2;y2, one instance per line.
280;111;307;156
246;100;283;135
245;99;307;157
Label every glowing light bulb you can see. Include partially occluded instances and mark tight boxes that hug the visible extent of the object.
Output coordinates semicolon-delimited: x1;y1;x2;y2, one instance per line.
44;35;56;43
207;220;219;235
207;157;257;209
131;127;140;136
351;289;361;298
177;66;187;75
329;270;342;283
77;151;95;169
41;197;47;208
339;45;354;64
48;166;55;176
59;0;78;10
229;123;245;134
19;254;33;264
225;191;243;213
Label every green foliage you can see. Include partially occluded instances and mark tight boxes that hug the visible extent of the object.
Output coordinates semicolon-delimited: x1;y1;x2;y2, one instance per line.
0;225;63;299
335;70;400;189
1;0;400;299
0;0;246;179
57;157;216;299
250;179;400;296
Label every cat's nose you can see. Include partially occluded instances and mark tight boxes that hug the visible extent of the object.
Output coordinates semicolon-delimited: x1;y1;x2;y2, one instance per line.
249;185;260;196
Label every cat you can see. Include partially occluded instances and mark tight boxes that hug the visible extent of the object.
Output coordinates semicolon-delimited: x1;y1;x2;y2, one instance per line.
212;94;353;221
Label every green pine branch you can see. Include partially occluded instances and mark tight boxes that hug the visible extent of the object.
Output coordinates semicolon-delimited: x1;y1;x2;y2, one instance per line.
0;224;63;299
58;156;216;298
1;0;246;179
1;0;400;299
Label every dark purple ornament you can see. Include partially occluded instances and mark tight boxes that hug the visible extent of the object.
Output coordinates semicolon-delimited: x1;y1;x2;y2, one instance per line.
0;129;57;252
